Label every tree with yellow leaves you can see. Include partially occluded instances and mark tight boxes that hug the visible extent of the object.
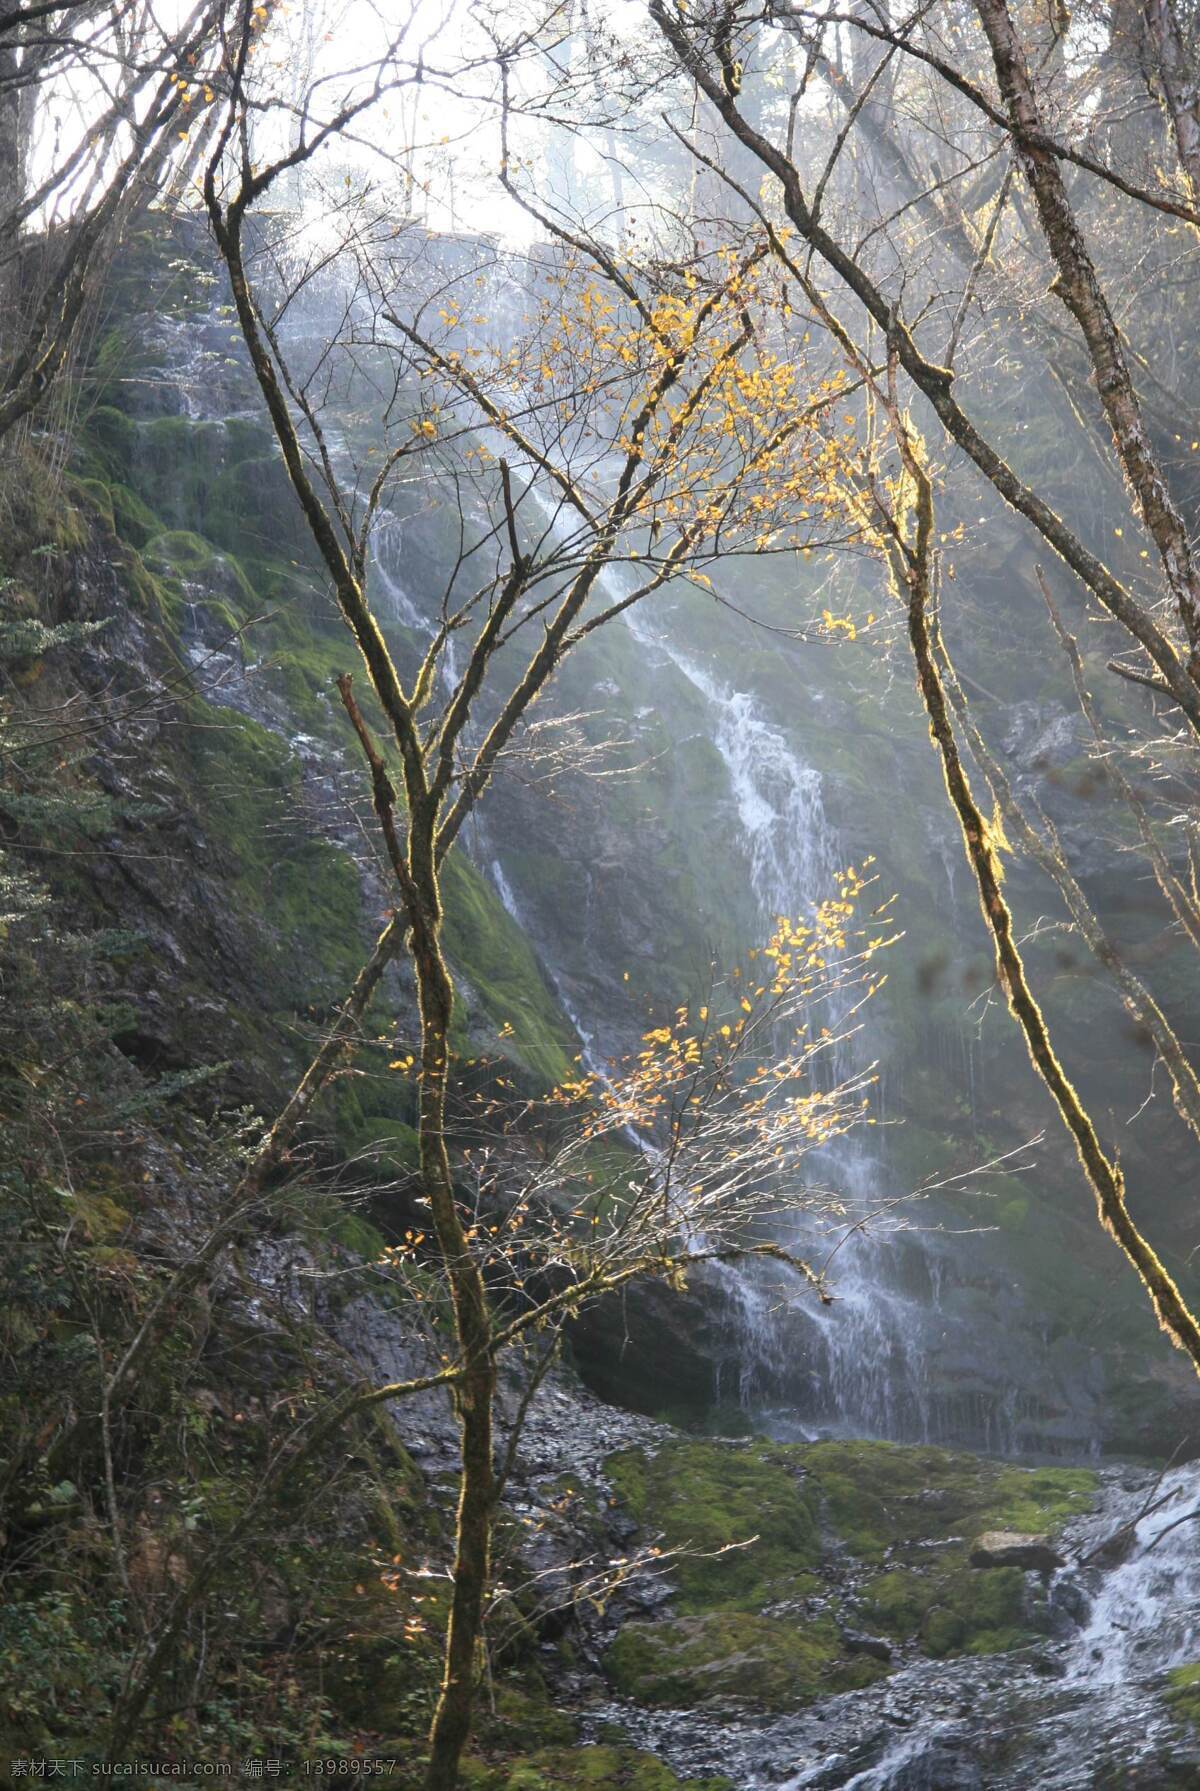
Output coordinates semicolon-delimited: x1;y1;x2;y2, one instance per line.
153;4;900;1782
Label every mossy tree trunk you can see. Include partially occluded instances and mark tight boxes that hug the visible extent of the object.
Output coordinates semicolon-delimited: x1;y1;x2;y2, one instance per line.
203;36;791;1775
882;413;1200;1381
205;98;546;1773
409;870;497;1791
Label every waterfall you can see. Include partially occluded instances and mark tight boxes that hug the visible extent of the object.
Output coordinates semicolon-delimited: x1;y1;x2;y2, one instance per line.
1070;1463;1200;1682
371;520;427;635
624;605;833;919
473;477;945;1439
360;457;1063;1453
617;591;948;1439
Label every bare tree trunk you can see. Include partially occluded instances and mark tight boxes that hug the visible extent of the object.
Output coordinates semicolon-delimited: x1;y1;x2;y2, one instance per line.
941;642;1200;1143
210;168;500;1787
1144;0;1200;204
0;34;28;366
975;0;1200;671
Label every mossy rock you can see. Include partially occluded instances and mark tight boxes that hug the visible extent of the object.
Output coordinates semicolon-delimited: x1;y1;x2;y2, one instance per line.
143;531;256;615
109;481;160;548
478;1685;577;1753
72;478;115;530
342;1115;421;1176
184;703;367;996
605;1438;821;1612
804;1441;1093;1657
605;1609;885;1710
602;1438;1097;1705
857;1562;1028;1657
441;853;577;1090
491;1745;733;1790
329;1210;389;1260
1166;1662;1200;1727
803;1440;1096;1563
84;403;139;475
271;839;366;988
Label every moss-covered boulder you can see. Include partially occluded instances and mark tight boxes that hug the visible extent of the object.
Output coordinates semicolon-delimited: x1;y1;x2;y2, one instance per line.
605;1438;821;1611
1166;1662;1200;1728
484;1745;733;1790
601;1437;1097;1710
606;1608;886;1710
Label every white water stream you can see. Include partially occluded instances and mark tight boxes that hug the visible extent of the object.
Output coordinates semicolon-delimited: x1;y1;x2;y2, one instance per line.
615;584;951;1442
1069;1462;1200;1682
587;1461;1200;1790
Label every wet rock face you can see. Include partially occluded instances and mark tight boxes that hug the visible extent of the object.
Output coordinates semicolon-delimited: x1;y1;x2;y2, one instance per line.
567;1275;742;1420
64;218;1200;1472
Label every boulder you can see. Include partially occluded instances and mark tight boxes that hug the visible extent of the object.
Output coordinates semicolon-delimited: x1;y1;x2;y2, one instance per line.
969;1530;1064;1573
841;1629;893;1663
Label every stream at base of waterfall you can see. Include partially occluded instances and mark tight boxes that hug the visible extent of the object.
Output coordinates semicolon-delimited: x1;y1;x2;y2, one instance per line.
581;1460;1200;1788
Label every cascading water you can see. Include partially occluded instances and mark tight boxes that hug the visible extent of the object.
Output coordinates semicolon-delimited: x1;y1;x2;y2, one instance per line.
617;595;948;1441
1069;1463;1200;1682
154;261;1084;1452
473;473;990;1444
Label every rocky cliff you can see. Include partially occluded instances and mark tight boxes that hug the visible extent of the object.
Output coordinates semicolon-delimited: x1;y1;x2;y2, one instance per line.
29;213;1194;1461
5;205;1200;1768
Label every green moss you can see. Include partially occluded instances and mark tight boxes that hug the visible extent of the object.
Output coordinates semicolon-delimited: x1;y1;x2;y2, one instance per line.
605;1440;820;1613
272;839;365;988
143;528;219;574
858;1562;1027;1657
605;1610;884;1710
602;1438;1097;1705
494;1745;732;1790
476;1685;577;1755
206;453;325;571
84;403;139;476
600;1441;871;1712
1166;1662;1200;1727
343;1115;421;1175
261;621;367;734
109;481;160;549
802;1442;1093;1659
184;705;366;998
804;1440;1095;1563
441;854;577;1089
330;1211;388;1260
72;478;115;529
